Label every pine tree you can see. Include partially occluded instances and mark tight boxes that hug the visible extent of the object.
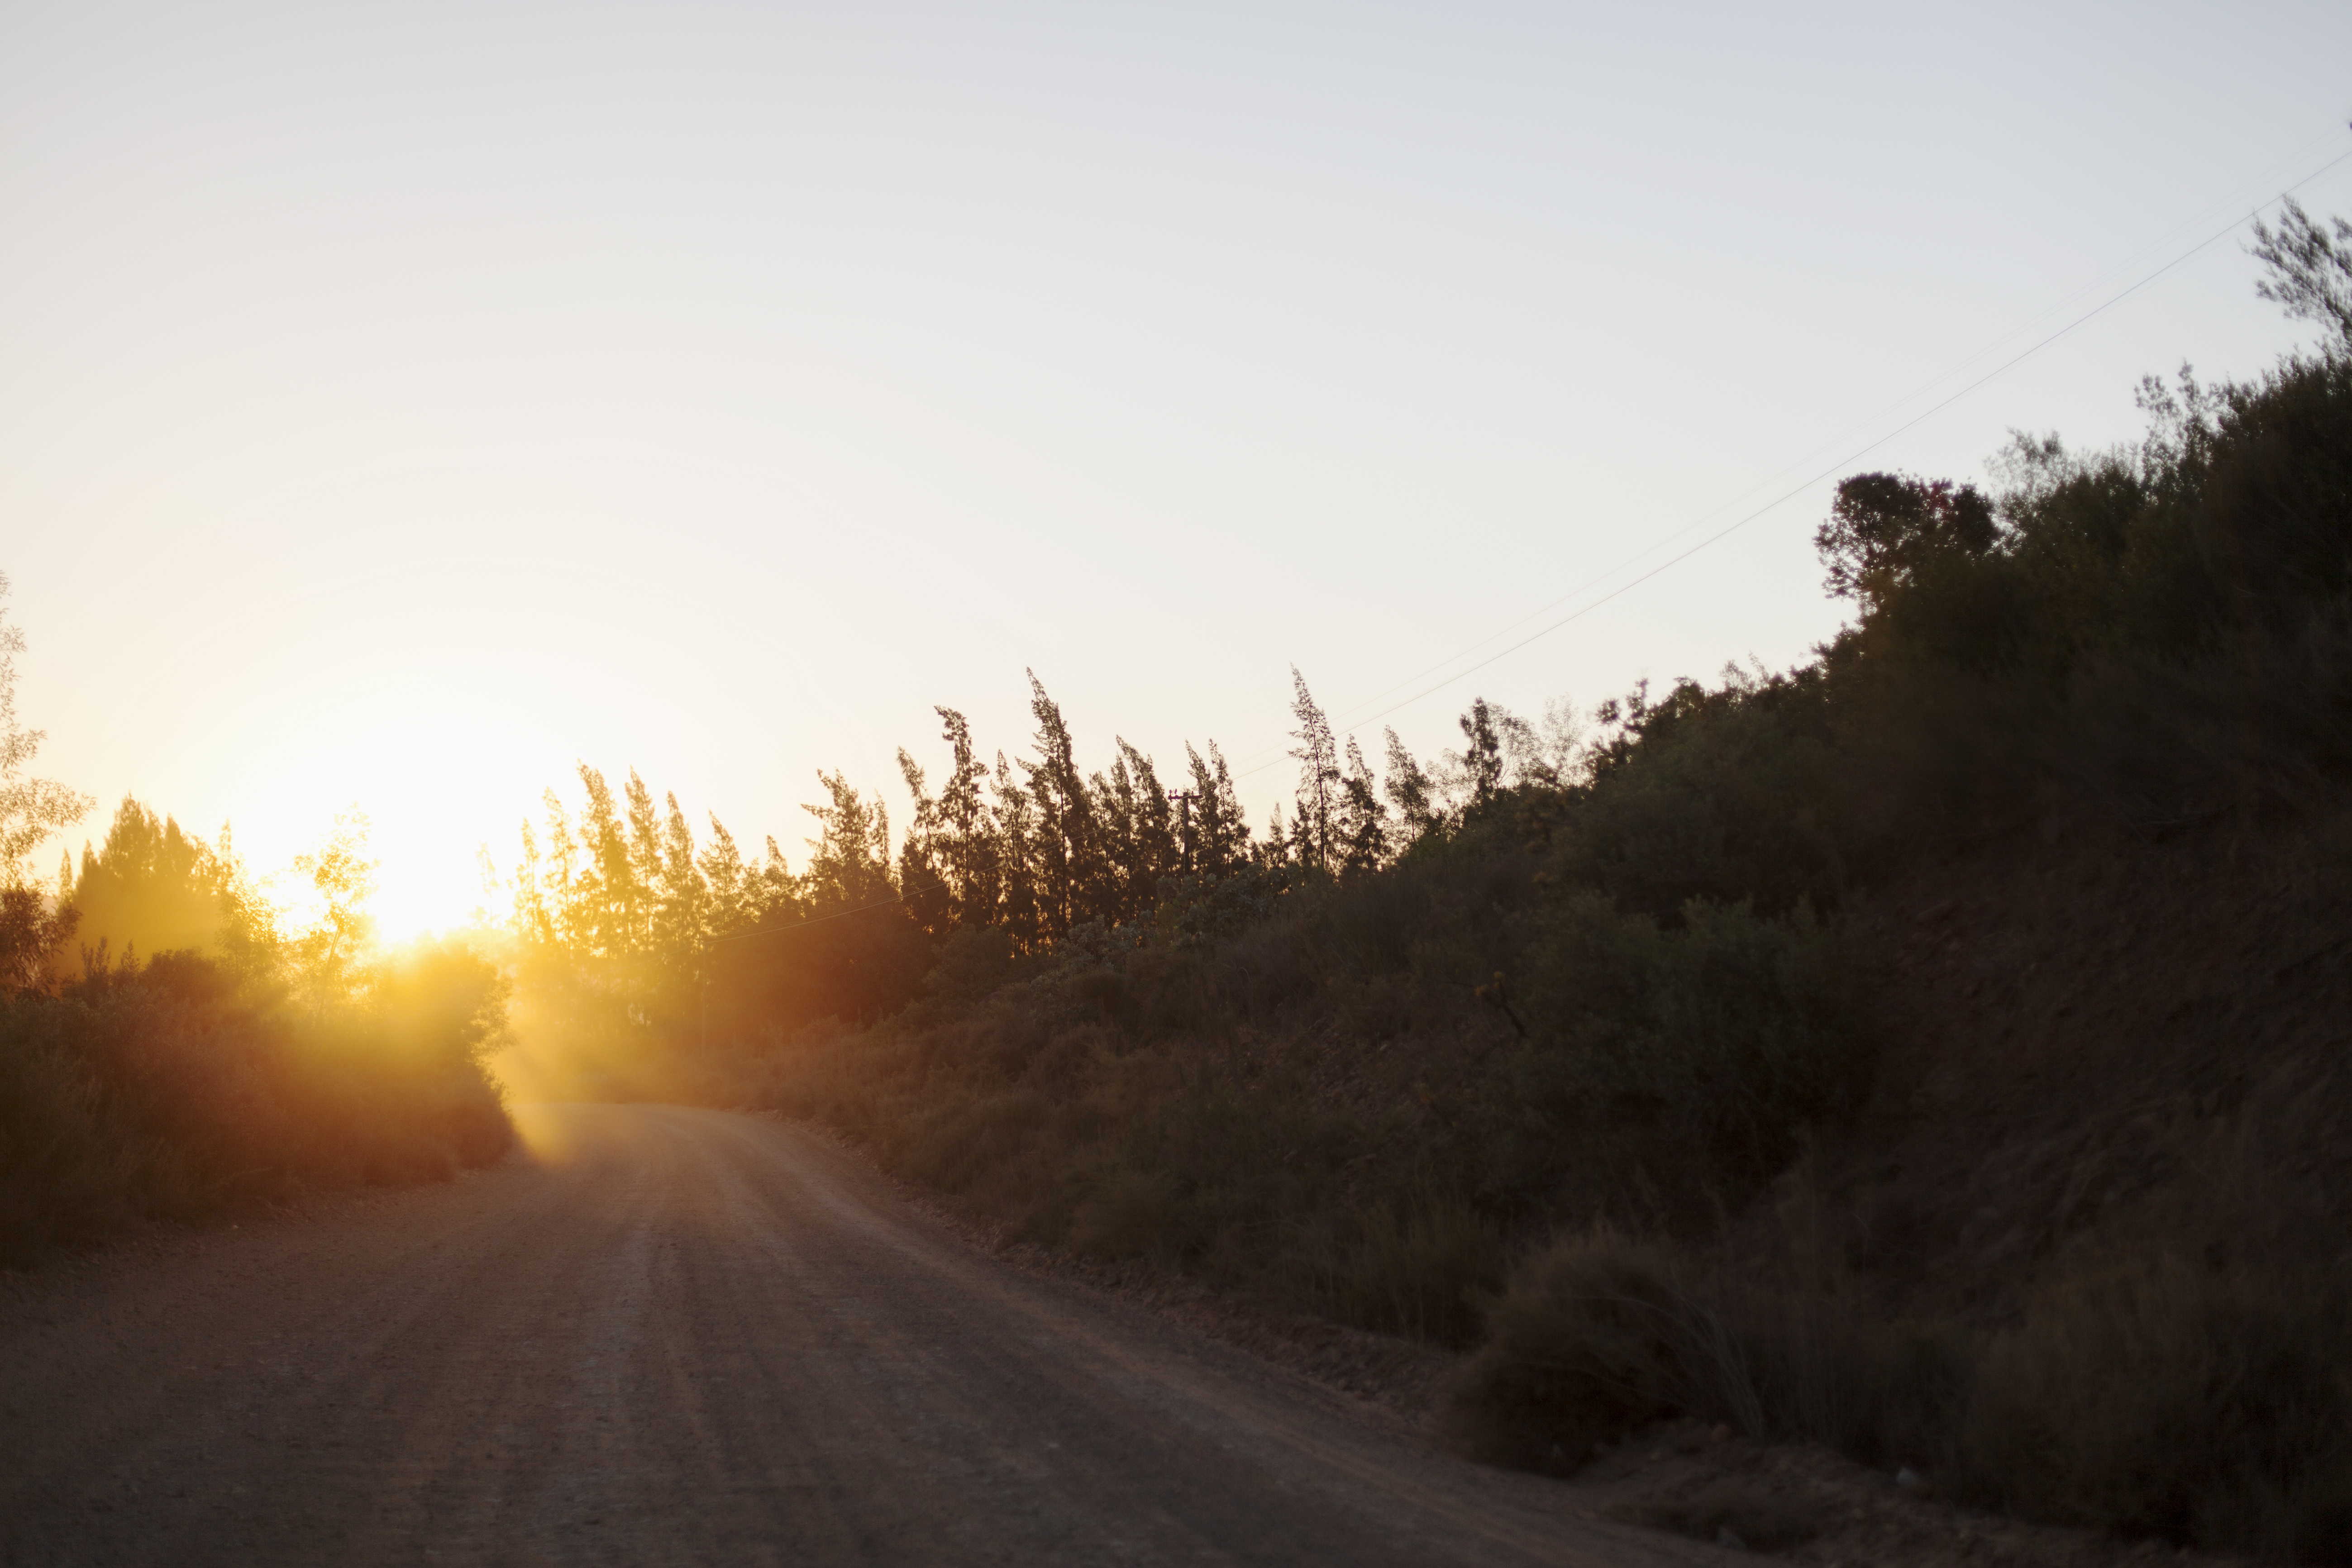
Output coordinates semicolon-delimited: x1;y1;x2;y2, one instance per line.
1457;698;1505;810
894;748;954;937
1019;673;1095;940
625;771;665;953
932;707;996;928
573;765;647;962
1336;737;1388;874
535;787;585;950
1383;727;1441;846
1183;741;1251;876
991;751;1041;951
510;819;555;949
1093;739;1176;925
697;815;754;941
1287;668;1341;874
61;798;221;967
801;771;896;911
653;791;707;994
758;835;801;921
1260;800;1294;868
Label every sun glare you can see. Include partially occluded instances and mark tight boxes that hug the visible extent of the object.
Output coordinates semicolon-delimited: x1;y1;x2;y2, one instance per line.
220;675;526;946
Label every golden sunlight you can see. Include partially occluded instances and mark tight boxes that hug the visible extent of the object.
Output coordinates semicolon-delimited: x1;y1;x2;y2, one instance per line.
228;698;521;944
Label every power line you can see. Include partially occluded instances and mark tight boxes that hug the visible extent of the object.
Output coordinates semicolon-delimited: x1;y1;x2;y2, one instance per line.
1304;131;2352;741
1231;139;2352;781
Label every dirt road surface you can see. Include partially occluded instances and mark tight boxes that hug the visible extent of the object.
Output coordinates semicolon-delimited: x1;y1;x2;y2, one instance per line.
0;1103;1727;1567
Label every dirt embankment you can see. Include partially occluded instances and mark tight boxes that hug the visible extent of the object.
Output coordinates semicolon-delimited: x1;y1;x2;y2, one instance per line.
1807;804;2352;1326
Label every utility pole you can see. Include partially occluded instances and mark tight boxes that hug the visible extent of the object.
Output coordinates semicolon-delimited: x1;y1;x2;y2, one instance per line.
1168;789;1197;874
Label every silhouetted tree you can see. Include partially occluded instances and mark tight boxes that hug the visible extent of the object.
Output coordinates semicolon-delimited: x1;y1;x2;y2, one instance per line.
2252;197;2352;348
1020;673;1094;939
1459;697;1506;810
697;815;756;940
1095;738;1177;923
1183;741;1252;877
800;770;895;912
1336;737;1388;874
0;571;90;991
989;753;1041;951
895;748;955;937
57;798;220;977
1288;668;1341;873
289;807;378;1005
1815;472;1999;611
1383;727;1441;847
571;765;647;963
929;707;998;928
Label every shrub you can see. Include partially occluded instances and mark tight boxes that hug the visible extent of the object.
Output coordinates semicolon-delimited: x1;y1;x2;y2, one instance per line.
1307;1192;1505;1347
1443;1225;1975;1477
1959;1253;2352;1557
1492;893;1865;1215
0;947;514;1264
1440;1231;1700;1472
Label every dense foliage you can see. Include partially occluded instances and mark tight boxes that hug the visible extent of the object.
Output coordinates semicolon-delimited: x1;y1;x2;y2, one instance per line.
0;589;515;1261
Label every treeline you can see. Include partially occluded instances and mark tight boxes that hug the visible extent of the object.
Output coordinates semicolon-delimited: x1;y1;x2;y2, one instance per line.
0;620;515;1260
499;667;1577;1082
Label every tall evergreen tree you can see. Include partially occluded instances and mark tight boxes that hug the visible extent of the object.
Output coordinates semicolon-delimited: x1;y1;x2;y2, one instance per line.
61;798;221;970
1336;737;1388;874
1094;739;1177;924
1183;741;1251;876
653;791;707;990
573;765;646;962
510;817;555;949
697;815;754;941
758;835;802;920
800;771;895;910
894;748;955;937
1383;727;1441;847
991;751;1041;951
931;707;997;928
1018;673;1095;939
1457;698;1505;810
1287;668;1341;874
625;771;665;946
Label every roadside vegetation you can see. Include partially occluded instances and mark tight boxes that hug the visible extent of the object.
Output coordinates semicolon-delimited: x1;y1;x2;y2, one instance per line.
501;203;2339;1561
0;600;514;1264
4;205;2348;1557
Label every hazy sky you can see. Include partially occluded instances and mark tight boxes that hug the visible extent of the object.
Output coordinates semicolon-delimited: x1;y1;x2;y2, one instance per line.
4;1;2350;934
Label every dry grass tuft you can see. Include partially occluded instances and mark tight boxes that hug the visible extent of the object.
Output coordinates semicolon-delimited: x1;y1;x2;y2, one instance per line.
1958;1251;2352;1558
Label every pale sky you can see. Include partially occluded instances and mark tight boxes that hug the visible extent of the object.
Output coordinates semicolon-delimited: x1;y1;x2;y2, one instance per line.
4;1;2349;936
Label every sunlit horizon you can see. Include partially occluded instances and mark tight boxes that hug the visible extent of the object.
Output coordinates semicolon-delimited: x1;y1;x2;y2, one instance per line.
9;2;2352;953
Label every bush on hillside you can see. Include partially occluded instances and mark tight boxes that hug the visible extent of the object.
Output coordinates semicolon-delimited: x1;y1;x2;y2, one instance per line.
1959;1252;2352;1559
1490;892;1865;1218
1442;1226;1975;1476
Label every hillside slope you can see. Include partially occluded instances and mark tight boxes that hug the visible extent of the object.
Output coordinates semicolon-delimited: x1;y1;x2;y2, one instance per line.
1830;804;2352;1327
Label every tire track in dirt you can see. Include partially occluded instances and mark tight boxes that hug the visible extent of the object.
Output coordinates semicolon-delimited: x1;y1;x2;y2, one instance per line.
0;1102;1726;1567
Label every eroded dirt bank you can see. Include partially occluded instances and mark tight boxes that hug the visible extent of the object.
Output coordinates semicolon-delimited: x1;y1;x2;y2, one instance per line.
0;1102;1723;1568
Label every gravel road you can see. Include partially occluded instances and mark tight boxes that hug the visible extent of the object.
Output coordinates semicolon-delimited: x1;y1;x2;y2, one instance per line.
0;1102;1725;1567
